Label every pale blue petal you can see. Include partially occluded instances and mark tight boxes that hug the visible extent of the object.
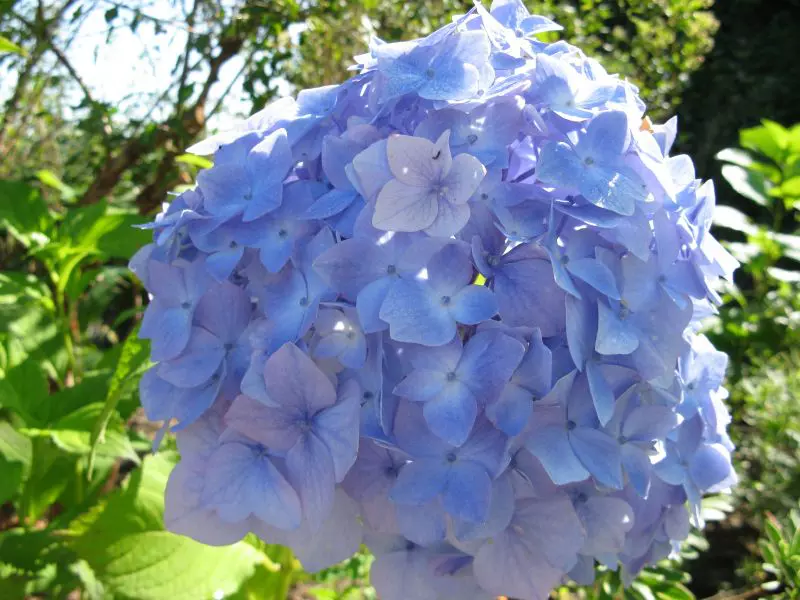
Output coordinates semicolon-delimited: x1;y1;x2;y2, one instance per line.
286;432;336;532
595;301;639;355
379;278;456;346
313;394;361;482
443;462;492;522
423;381;477;447
570;427;623;489
356;277;393;333
391;460;449;505
202;442;301;529
449;285;498;325
526;424;589;485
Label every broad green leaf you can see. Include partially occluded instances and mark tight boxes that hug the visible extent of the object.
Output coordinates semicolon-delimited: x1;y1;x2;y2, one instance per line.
43;372;112;424
89;326;149;476
780;176;800;197
32;403;140;464
20;438;74;521
57;203;148;260
712;205;757;235
715;147;753;168
72;454;266;600
720;164;770;207
0;35;25;55
36;170;77;201
0;360;49;425
176;153;214;169
0;458;25;503
0;180;53;247
0;421;33;466
84;531;263;600
741;121;787;164
767;267;800;283
0;528;62;574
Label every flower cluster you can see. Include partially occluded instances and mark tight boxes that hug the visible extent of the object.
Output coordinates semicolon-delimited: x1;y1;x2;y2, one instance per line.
132;1;738;598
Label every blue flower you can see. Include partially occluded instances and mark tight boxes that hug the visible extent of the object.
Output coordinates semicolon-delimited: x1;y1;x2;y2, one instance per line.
390;402;506;524
536;111;648;215
379;242;498;346
525;371;624;489
224;343;360;531
197;128;293;222
370;132;486;237
394;330;525;446
375;30;494;101
132;6;739;596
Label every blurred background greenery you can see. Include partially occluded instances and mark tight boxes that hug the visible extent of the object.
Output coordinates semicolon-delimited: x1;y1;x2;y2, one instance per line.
1;0;799;598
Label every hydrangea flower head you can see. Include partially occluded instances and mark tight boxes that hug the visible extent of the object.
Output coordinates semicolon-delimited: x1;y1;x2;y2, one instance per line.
133;2;738;598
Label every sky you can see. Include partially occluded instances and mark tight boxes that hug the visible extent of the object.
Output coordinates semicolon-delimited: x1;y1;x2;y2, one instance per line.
9;0;302;132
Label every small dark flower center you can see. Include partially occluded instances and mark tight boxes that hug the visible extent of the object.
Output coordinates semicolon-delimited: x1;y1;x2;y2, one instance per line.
425;68;435;79
446;452;458;463
467;134;478;145
277;228;289;239
224;342;234;351
566;420;577;431
299;296;309;307
229;241;238;249
584;157;595;166
440;295;451;306
515;28;524;38
446;371;457;382
181;301;191;309
386;264;397;275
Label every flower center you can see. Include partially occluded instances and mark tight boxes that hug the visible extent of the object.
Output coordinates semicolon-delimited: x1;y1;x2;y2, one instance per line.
440;295;451;306
446;371;457;382
566;420;577;431
446;452;458;463
386;264;397;275
467;133;478;145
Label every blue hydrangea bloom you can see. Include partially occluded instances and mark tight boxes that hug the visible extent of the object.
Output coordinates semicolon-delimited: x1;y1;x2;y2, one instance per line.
132;3;739;597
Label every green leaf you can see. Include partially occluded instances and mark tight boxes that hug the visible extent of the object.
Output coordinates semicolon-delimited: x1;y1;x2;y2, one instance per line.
781;176;800;197
0;35;26;56
20;438;74;520
0;180;53;247
720;164;771;207
0;359;49;425
715;148;754;168
36;170;77;202
712;205;757;235
175;154;214;169
0;421;33;466
0;458;25;503
72;454;267;600
85;531;263;600
40;403;139;464
741;121;788;164
57;203;149;260
89;327;149;476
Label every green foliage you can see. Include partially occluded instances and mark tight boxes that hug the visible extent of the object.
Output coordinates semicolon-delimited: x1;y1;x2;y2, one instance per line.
709;121;800;372
759;508;800;597
0;178;295;597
